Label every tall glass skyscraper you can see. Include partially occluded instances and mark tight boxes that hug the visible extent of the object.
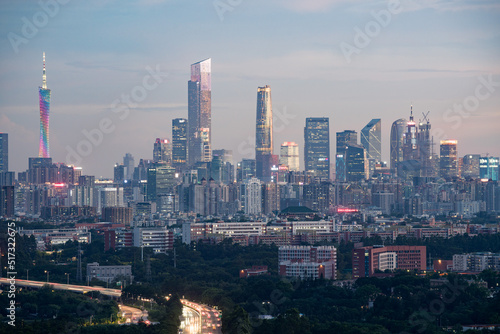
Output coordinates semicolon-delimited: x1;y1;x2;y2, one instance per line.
172;118;188;171
345;143;367;182
39;52;51;158
390;118;406;175
153;138;172;165
255;85;273;179
361;118;381;176
417;115;433;177
188;58;211;165
336;130;357;182
0;133;7;173
280;142;299;172
480;156;499;181
439;140;458;180
304;117;330;180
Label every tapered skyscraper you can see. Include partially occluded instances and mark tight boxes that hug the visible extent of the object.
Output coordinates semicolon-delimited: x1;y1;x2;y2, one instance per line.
390;118;406;175
188;58;211;165
361;118;381;176
255;85;274;179
39;52;51;158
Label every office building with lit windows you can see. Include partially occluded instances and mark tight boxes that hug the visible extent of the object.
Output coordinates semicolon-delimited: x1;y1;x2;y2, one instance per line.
440;140;458;180
304;117;330;180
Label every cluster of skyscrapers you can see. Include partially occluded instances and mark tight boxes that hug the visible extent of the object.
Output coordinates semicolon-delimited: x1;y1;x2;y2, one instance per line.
1;55;500;221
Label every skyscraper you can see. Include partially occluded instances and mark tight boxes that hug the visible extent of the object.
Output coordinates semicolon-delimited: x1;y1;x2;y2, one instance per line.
172;118;188;171
123;153;134;180
280;142;299;172
255;85;273;179
480;156;499;181
417;113;433;177
39;52;51;158
390;119;406;175
304;117;330;180
336;130;357;182
361;118;381;177
345;144;368;182
462;154;480;179
440;140;458;180
403;106;418;162
188;58;211;165
0;133;7;173
153;138;172;165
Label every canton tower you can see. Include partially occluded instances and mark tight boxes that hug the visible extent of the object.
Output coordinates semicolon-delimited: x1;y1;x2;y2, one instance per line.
38;52;51;158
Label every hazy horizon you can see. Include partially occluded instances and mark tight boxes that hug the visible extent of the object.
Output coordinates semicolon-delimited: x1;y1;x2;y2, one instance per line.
1;0;499;178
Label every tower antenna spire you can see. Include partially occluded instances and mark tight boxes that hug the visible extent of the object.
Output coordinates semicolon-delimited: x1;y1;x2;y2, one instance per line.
42;52;47;89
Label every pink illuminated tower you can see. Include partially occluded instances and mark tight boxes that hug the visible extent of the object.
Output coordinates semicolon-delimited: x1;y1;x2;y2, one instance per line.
38;52;51;158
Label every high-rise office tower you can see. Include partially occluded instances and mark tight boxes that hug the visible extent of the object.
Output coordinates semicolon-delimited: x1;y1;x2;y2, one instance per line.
480;156;499;181
462;154;480;179
172;118;188;171
417;113;433;177
280;142;299;172
439;140;458;180
39;52;51;158
188;58;211;165
114;164;125;183
123;153;134;180
345;144;368;182
0;133;7;173
255;85;273;179
361;119;381;177
304;117;330;180
390;119;406;175
200;128;212;162
237;159;256;182
403;106;418;162
336;130;357;182
153;138;172;165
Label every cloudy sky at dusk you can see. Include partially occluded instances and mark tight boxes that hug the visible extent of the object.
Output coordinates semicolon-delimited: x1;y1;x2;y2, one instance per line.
1;0;499;178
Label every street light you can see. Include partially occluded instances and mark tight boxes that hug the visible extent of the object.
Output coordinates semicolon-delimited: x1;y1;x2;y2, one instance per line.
65;273;70;285
44;270;49;283
26;269;29;281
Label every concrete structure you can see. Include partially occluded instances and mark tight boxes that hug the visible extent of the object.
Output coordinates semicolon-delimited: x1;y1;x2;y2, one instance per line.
87;262;133;284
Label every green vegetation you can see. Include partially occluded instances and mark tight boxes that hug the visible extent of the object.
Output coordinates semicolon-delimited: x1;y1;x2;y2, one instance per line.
2;219;500;333
0;286;119;333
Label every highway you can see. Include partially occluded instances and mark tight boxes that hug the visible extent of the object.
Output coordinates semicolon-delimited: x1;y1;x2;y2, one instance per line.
182;299;222;334
0;277;122;298
119;304;148;324
0;278;221;333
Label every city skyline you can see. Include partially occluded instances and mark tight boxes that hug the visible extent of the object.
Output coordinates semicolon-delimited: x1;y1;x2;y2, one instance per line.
0;1;499;177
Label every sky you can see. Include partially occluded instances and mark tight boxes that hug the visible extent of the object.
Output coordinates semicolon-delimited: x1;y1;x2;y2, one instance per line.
0;0;499;178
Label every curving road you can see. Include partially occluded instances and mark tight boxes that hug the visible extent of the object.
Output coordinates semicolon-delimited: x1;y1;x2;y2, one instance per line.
181;299;222;334
0;278;221;333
